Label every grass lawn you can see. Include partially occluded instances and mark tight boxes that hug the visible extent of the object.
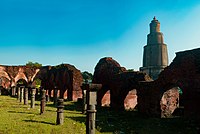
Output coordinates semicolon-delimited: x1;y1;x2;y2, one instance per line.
0;95;199;134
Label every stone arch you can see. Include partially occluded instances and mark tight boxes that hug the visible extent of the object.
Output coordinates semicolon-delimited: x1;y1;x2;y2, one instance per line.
124;89;137;110
0;76;11;89
97;84;110;106
160;86;180;118
14;74;28;86
53;64;81;101
101;90;110;107
92;57;126;109
0;66;11;81
16;79;28;87
0;64;83;101
54;67;70;99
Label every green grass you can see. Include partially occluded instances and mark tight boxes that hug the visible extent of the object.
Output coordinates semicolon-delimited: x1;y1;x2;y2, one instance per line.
0;96;87;134
0;95;199;134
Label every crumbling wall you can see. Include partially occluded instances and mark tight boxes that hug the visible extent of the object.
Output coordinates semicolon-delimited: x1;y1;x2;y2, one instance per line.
93;57;151;110
139;48;200;118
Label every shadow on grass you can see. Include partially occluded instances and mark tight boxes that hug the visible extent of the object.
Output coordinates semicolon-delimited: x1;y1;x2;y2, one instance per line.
43;101;200;133
23;119;55;125
66;116;86;124
44;99;82;112
45;103;56;108
8;110;34;115
95;108;200;134
64;101;82;112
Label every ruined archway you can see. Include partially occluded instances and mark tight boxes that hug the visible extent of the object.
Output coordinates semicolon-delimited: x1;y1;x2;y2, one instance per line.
93;57;152;110
160;87;180;118
16;79;28;87
124;89;137;110
101;90;110;107
0;76;11;89
0;63;83;102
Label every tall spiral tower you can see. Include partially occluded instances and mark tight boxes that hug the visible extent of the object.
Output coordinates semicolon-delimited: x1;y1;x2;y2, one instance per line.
140;17;168;80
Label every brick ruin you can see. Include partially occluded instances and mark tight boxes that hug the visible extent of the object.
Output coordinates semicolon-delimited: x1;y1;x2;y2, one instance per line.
138;48;200;118
92;57;152;110
0;48;199;119
92;57;178;117
0;64;83;101
93;48;200;118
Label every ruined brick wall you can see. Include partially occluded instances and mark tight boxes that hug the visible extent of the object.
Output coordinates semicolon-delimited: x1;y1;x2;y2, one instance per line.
139;48;200;118
0;64;83;101
93;57;151;110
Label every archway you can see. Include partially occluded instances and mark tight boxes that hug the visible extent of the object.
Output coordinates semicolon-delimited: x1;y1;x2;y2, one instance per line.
124;89;137;110
101;90;110;107
0;77;11;95
16;79;28;87
0;76;11;89
160;87;180;118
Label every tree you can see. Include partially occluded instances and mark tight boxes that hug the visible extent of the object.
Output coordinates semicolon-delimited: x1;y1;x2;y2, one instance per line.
26;61;42;68
82;71;93;83
34;79;41;89
127;69;134;72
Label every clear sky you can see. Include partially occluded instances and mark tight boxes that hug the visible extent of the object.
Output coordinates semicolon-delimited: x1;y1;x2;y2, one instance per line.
1;0;200;73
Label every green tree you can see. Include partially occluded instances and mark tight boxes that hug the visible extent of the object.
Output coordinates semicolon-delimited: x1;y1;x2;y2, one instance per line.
82;71;93;83
34;79;41;89
26;61;42;68
127;69;134;72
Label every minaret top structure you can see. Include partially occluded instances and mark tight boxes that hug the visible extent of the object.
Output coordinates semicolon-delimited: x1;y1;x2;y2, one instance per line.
147;17;163;45
150;16;160;33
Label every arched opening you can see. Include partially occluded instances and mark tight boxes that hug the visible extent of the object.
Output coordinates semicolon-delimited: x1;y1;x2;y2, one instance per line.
160;86;181;118
0;77;11;95
0;77;11;89
16;79;28;87
97;85;110;106
124;89;137;110
101;90;110;107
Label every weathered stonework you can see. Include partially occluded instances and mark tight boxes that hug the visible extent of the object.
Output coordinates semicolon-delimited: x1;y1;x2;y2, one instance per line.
0;64;83;101
138;48;200;118
93;57;152;110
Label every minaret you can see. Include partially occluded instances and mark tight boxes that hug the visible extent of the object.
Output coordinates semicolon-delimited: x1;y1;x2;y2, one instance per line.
140;17;168;80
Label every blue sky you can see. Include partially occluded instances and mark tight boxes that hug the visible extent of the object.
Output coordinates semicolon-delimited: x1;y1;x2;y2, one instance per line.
0;0;200;73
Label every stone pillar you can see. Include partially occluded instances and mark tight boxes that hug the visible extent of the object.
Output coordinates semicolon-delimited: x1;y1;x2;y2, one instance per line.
46;90;50;102
24;87;28;105
0;86;2;95
48;89;52;101
56;99;64;125
86;84;102;134
35;88;39;100
20;86;24;103
40;89;46;114
28;87;31;99
11;86;16;96
81;84;88;114
53;87;58;106
31;88;36;108
17;87;20;100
